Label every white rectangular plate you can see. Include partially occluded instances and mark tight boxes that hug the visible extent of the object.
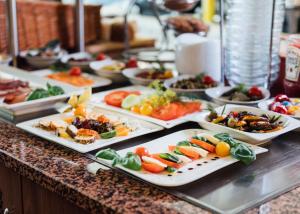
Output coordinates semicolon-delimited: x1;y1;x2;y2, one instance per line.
97;129;268;187
191;104;300;144
32;69;112;89
17;106;163;153
0;65;82;115
91;85;216;128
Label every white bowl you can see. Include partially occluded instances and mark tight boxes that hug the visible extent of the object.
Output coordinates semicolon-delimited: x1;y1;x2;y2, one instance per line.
164;74;219;94
205;86;270;105
122;68;177;86
258;98;300;120
190;104;300;145
90;59;127;82
21;50;66;69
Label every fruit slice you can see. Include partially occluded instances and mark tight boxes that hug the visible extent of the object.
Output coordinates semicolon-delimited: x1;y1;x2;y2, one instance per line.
121;94;141;109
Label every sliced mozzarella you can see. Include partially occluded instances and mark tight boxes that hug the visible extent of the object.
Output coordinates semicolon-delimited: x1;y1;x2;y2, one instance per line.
180;146;208;158
170;152;192;164
142;156;167;168
201;134;221;145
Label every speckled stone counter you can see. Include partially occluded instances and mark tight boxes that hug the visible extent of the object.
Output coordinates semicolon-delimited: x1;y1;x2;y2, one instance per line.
0;120;299;214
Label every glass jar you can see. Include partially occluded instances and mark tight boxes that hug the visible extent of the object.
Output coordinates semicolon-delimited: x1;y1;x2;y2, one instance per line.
284;35;300;97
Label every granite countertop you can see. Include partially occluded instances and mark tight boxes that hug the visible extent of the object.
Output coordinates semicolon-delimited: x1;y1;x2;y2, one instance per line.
0;120;299;214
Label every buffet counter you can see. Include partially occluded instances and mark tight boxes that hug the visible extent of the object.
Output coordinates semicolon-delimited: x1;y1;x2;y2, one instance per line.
0;120;299;214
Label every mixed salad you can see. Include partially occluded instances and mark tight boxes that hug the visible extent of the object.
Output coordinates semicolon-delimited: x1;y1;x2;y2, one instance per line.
208;106;283;133
96;133;256;174
103;81;201;121
135;65;174;80
220;84;264;102
37;88;132;144
170;74;217;90
269;94;300;116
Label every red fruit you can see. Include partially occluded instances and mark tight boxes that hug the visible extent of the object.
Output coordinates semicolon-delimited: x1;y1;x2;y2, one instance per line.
69;67;81;76
135;147;150;158
202;75;215;85
274;105;288;114
248;86;263;98
274;94;290;103
96;53;106;61
126;57;138;68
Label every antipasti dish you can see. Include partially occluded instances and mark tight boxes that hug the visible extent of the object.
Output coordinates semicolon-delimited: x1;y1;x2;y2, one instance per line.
205;85;270;105
17;104;163;153
33;68;112;88
0;65;81;116
192;104;300;144
91;84;213;128
95;129;268;187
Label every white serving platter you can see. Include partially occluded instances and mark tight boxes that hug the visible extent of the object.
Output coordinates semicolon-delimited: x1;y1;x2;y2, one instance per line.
97;129;268;187
0;65;82;116
91;85;216;129
32;69;112;89
258;98;300;120
17;106;163;153
205;86;270;105
191;104;300;145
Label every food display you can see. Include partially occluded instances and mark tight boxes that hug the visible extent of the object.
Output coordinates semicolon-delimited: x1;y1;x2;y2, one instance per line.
268;94;300;116
68;52;107;63
207;106;284;133
97;132;256;175
170;74;217;90
220;84;264;102
103;82;201;121
0;77;64;104
135;68;174;80
26;40;64;58
47;67;94;87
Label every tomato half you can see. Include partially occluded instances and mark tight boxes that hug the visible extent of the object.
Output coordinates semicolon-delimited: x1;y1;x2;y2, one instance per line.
142;162;165;173
135;147;150;158
104;91;141;107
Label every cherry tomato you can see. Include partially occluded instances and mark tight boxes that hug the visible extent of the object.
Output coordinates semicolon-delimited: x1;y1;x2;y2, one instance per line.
96;53;106;61
126;57;138;68
274;94;290;102
274;105;288;114
135;147;150;158
69;67;81;76
104;91;130;107
202;75;215;85
142;162;165;173
248;86;263;98
215;142;230;157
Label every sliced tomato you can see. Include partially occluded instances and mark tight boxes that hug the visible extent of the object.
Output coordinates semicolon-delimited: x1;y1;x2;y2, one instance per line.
168;145;176;152
142;162;165;173
190;138;215;153
135;147;150;158
152;154;181;168
178;147;200;159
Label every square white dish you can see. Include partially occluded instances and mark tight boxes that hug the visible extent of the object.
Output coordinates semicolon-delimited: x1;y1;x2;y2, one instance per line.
91;85;216;129
191;104;300;144
0;65;82;115
97;129;268;187
32;69;112;89
17;106;163;153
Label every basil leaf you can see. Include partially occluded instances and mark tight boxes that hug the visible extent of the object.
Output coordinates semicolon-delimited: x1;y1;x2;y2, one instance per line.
120;152;142;171
166;166;176;173
47;83;64;96
96;148;120;161
159;153;180;163
214;133;237;147
230;144;256;165
177;141;191;147
27;88;50;101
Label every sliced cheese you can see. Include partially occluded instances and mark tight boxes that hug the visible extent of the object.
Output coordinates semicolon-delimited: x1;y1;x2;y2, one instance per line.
201;133;221;145
170;152;192;164
142;156;167;168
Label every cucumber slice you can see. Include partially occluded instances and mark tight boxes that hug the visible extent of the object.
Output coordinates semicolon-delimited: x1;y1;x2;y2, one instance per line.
121;94;141;109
